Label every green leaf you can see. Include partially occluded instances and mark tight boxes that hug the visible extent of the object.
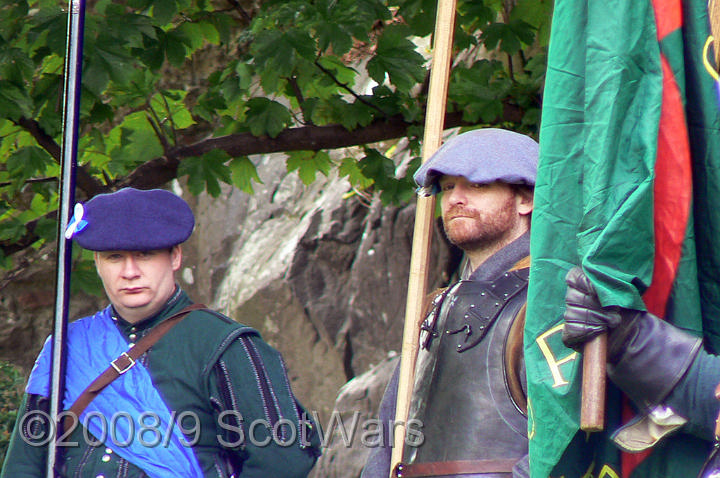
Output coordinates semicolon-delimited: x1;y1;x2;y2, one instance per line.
245;98;292;138
458;0;495;25
164;30;189;67
234;62;255;91
195;90;228;122
448;60;511;123
481;23;514;52
94;42;137;86
397;0;437;37
152;0;178;25
315;56;357;90
229;157;263;194
105;13;156;48
481;20;534;55
356;147;416;205
82;59;112;98
286;150;333;185
33;217;56;243
0;81;32;120
178;150;233;197
252;27;316;92
0;47;34;85
107;112;164;173
315;21;353;55
0;218;26;242
6;146;51;182
137;32;165;71
339;157;374;190
509;19;537;46
207;13;234;44
178;20;220;52
150;90;195;130
359;147;395;182
511;0;553;36
366;24;426;92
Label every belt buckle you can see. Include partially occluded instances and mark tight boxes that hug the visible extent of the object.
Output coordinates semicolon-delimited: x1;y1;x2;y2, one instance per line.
111;352;136;374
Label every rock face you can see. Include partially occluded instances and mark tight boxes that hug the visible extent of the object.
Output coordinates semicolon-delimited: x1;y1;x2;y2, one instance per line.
182;152;458;476
0;147;458;477
310;354;399;478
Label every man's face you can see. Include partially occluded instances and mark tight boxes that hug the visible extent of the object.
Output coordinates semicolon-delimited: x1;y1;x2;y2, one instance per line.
439;176;531;252
94;247;181;323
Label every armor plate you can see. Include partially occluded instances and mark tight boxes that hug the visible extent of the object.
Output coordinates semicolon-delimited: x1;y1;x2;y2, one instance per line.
405;269;529;475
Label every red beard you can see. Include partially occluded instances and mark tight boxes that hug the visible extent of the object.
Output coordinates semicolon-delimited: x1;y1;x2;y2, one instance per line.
443;196;518;252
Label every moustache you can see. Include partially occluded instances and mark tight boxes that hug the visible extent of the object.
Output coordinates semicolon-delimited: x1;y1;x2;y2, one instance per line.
444;206;478;220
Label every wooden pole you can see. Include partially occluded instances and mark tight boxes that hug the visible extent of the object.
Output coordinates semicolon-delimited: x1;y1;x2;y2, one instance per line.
389;0;457;475
710;0;720;66
580;333;607;431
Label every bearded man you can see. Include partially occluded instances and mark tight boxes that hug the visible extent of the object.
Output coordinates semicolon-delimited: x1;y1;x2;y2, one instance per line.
362;128;537;478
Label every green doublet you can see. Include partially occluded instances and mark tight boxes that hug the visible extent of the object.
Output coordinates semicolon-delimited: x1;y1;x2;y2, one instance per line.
2;289;320;477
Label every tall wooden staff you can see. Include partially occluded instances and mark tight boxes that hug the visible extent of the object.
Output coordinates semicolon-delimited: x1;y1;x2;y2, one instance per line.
47;0;86;474
389;0;457;475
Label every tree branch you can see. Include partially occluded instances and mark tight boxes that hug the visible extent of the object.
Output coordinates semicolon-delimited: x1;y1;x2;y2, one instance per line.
4;102;524;257
118;104;523;188
14;117;109;198
287;76;313;125
314;59;388;116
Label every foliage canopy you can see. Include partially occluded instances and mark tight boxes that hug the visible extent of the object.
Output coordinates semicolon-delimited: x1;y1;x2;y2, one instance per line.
0;0;551;270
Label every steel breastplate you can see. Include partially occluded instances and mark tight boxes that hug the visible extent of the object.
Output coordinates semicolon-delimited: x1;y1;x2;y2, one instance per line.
405;268;529;470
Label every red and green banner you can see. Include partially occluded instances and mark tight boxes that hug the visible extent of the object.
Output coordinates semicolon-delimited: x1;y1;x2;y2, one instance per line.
525;0;720;476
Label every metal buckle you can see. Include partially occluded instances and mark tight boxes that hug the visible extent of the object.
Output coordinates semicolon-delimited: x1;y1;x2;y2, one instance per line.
111;352;136;374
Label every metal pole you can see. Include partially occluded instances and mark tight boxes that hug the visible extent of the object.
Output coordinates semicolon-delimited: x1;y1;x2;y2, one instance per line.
47;0;85;474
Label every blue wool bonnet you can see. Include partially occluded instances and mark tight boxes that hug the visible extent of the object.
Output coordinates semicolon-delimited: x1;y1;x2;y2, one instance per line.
414;128;538;192
65;187;195;251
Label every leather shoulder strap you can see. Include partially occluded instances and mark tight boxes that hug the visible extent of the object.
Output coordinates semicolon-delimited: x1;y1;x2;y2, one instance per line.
504;257;530;414
64;303;207;429
509;255;531;271
505;302;527;416
419;287;448;325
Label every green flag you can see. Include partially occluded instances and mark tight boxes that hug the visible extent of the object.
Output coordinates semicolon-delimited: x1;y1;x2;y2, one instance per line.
525;0;720;476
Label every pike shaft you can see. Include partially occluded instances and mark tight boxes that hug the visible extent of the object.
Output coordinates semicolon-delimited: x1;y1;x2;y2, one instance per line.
47;0;86;474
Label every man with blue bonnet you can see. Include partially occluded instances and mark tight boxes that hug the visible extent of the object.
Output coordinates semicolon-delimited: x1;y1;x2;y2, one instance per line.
362;128;537;478
1;187;321;478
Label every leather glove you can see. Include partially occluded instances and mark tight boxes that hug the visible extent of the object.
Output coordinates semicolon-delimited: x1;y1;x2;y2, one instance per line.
562;266;623;350
562;266;702;411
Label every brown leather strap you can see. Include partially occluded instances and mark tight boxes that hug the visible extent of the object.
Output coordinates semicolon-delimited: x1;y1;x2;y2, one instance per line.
395;459;517;477
505;302;527;415
509;255;531;272
63;303;207;430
